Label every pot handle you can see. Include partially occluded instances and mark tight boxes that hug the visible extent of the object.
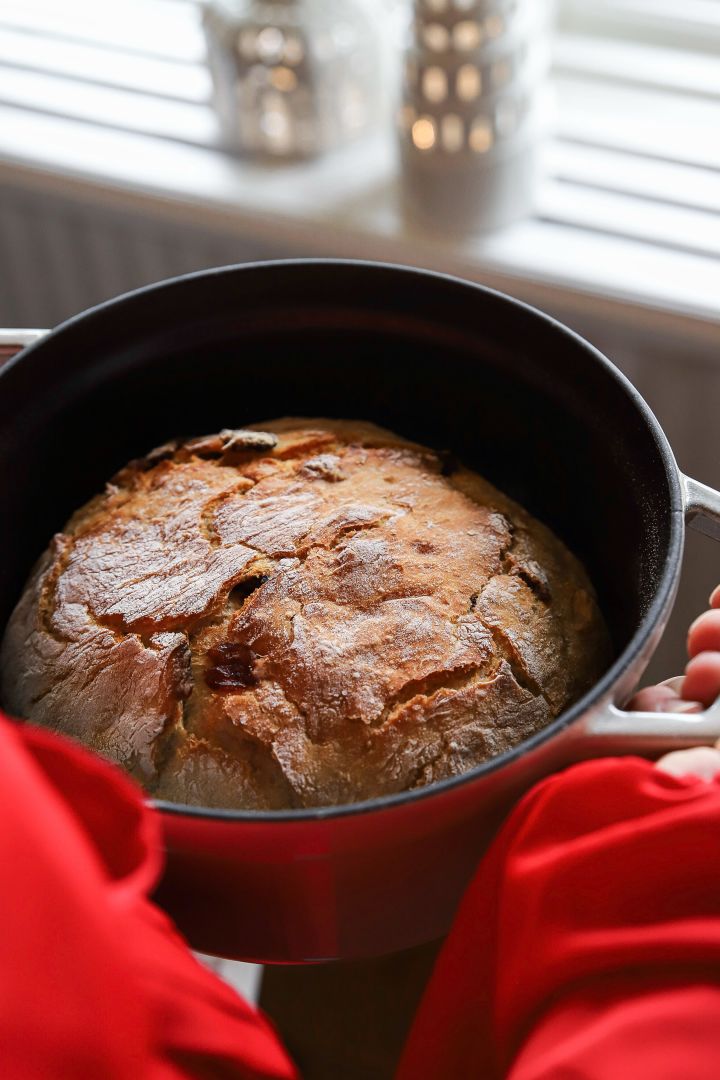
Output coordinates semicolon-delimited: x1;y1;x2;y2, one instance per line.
684;475;720;542
0;329;50;365
582;474;720;753
583;699;720;753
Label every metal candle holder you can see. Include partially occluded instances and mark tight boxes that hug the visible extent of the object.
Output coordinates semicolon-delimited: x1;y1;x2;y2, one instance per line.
399;0;551;233
204;0;385;160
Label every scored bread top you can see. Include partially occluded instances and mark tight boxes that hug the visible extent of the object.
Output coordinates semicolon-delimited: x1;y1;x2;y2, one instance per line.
0;418;611;809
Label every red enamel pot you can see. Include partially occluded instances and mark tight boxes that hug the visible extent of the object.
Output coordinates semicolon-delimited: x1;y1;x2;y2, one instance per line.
2;261;719;962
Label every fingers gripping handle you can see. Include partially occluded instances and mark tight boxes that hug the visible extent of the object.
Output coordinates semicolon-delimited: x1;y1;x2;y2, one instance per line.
582;474;720;753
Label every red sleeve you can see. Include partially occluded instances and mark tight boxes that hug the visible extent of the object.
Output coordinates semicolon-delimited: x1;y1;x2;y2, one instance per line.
397;757;720;1080
0;712;297;1080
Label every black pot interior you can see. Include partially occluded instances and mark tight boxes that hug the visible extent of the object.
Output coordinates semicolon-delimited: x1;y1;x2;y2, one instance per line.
0;262;678;663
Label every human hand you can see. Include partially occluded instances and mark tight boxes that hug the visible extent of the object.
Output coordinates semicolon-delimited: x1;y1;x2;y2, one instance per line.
626;586;720;779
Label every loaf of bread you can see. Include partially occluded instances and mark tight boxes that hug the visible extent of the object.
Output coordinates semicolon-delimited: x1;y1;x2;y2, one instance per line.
0;419;610;809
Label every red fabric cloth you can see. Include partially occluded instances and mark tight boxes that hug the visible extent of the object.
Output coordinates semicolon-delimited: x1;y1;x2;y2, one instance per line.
4;708;720;1080
0;713;297;1080
397;757;720;1079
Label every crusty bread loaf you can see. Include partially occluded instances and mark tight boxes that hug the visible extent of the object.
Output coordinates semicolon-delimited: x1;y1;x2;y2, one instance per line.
0;418;610;808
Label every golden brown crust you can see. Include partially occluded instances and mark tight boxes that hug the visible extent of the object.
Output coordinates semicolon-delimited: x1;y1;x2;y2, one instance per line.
0;419;611;808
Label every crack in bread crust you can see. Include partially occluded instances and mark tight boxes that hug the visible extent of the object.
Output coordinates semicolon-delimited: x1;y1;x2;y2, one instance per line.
0;418;612;809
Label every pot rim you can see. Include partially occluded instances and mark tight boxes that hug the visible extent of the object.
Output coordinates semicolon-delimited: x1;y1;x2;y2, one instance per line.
5;258;686;823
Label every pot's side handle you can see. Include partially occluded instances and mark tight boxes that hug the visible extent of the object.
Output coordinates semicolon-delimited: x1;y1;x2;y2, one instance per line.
582;474;720;754
0;329;50;366
684;475;720;542
583;700;720;754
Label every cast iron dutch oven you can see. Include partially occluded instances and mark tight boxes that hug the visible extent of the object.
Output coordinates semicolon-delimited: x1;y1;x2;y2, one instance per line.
2;261;720;963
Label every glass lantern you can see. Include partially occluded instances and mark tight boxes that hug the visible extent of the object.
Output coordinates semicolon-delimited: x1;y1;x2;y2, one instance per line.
203;0;386;160
398;0;553;233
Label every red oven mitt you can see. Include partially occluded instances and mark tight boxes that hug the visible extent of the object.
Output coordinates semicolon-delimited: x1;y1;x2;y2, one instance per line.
397;756;720;1080
0;712;297;1080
